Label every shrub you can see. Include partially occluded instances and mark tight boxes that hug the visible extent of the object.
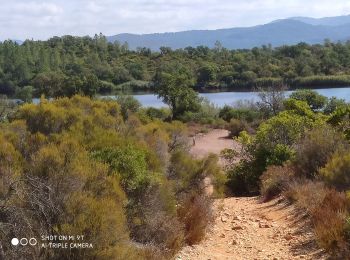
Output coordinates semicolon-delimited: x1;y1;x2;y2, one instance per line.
328;105;350;140
320;151;350;190
15;86;33;103
93;146;151;193
284;180;350;255
227;119;246;137
144;107;171;120
219;105;261;123
312;190;350;254
294;125;347;179
260;165;295;201
323;97;347;114
226;160;262;195
284;181;328;212
179;98;221;125
177;195;213;245
289;89;328;111
115;95;141;120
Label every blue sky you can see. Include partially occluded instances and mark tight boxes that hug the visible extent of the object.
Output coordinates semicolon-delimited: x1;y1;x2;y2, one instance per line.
1;0;350;40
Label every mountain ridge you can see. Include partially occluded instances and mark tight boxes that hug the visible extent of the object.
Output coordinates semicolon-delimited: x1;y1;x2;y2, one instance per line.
107;15;350;50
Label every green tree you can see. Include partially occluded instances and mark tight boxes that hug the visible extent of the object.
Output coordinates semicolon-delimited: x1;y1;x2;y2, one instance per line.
290;89;328;111
155;71;200;119
15;86;33;103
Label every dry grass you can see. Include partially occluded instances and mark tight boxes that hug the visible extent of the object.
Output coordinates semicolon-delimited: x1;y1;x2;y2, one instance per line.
260;165;295;201
312;190;350;254
178;194;213;245
284;181;328;213
284;181;350;256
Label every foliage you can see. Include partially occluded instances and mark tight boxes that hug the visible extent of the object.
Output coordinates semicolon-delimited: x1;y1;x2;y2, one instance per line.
324;96;347;114
179;99;221;125
0;95;223;259
260;165;295;201
294;125;348;179
328;105;350;139
289;89;328;111
312;190;350;255
227;100;322;194
219;105;261;123
285;181;350;256
114;95;141;120
0;96;17;122
177;195;213;245
320;151;350;190
256;85;286;116
2;37;350;98
15;85;33;103
155;69;201;119
227;119;247;137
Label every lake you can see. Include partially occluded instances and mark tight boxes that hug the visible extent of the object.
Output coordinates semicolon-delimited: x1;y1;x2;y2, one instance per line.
128;87;350;108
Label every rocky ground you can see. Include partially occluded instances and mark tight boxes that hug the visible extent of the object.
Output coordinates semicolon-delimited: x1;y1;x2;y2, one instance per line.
176;197;327;260
176;129;328;260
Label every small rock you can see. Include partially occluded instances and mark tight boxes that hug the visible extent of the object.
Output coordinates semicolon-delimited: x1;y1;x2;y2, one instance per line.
233;215;242;221
221;216;228;222
220;233;225;238
259;222;271;228
232;225;244;230
284;234;294;241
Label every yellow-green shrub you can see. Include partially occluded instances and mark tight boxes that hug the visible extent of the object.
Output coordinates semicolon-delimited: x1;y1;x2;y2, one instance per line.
320;152;350;190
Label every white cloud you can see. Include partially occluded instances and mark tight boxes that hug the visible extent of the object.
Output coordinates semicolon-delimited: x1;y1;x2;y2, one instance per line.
1;0;350;40
13;2;62;15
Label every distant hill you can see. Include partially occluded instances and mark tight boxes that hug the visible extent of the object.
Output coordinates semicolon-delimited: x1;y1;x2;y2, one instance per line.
290;15;350;26
107;15;350;50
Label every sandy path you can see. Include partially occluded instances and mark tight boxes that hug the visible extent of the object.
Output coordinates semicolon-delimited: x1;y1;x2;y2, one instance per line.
177;197;326;260
176;129;327;260
190;129;241;165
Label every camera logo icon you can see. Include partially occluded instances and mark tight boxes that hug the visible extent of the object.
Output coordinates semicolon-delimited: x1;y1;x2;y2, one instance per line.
11;238;37;246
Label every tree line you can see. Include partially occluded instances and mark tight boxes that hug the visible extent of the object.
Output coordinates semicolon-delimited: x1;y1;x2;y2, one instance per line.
1;35;350;100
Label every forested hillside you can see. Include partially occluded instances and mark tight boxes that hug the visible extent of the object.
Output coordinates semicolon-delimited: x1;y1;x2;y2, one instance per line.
1;35;350;100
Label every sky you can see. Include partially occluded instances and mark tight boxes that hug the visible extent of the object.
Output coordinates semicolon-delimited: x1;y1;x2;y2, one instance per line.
1;0;350;40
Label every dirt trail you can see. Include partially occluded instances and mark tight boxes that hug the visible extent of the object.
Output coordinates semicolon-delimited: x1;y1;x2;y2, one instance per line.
176;129;327;260
189;129;241;165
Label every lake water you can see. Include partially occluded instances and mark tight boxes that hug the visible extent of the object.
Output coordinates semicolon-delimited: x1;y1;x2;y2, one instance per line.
130;87;350;108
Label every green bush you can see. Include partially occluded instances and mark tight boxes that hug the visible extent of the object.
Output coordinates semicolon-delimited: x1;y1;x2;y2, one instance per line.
115;95;141;120
227;104;321;195
323;97;347;114
320;151;350;190
227;119;246;137
294;125;348;179
294;125;348;178
328;105;350;140
289;89;328;110
144;107;171;120
0;95;228;259
219;105;261;123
